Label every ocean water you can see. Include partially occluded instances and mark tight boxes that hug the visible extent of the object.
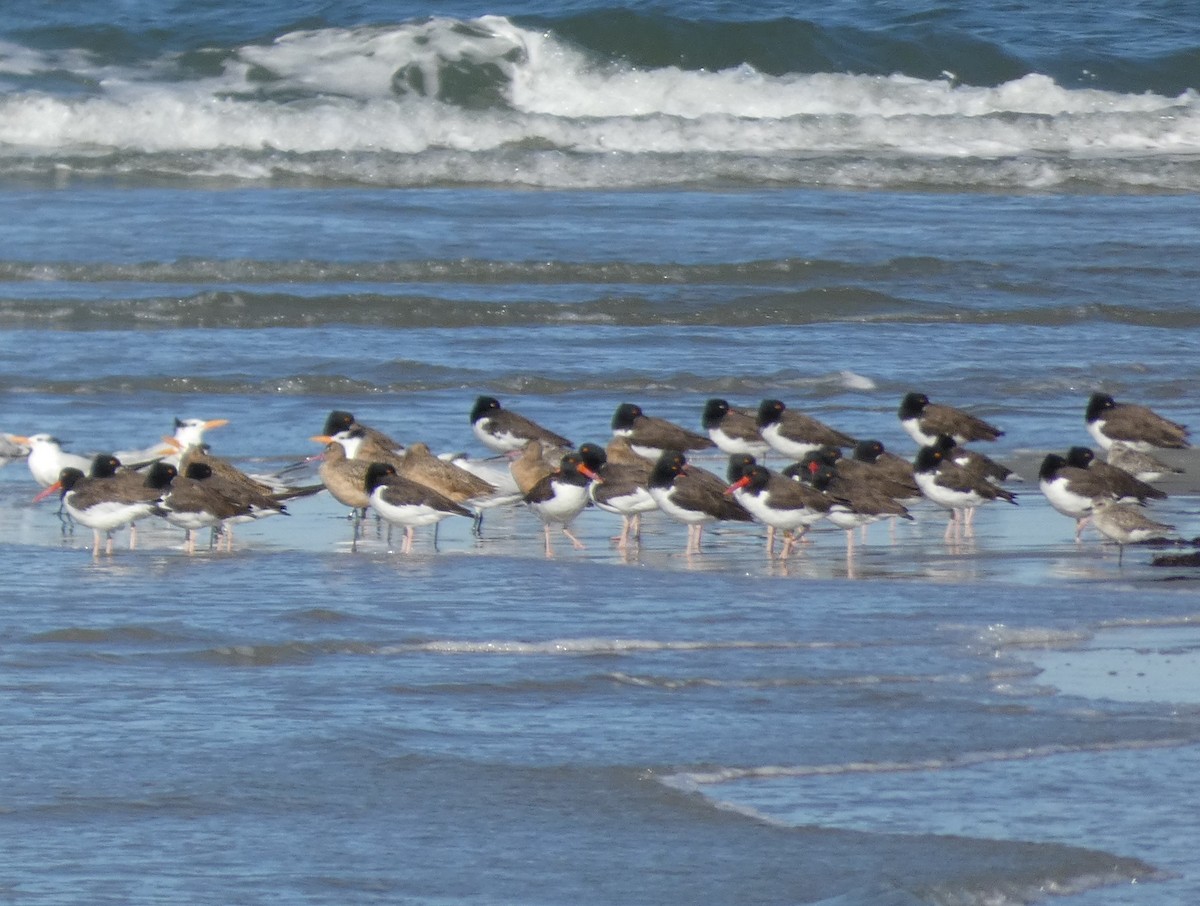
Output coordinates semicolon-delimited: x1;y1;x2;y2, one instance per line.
1;2;1200;903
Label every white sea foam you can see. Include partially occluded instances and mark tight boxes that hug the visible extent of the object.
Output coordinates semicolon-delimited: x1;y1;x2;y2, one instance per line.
0;18;1196;190
662;737;1190;789
385;637;811;656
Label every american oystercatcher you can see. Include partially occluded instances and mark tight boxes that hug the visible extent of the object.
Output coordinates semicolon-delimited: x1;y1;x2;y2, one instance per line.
470;396;572;455
755;399;856;460
914;444;1016;540
578;442;657;551
1064;446;1167;505
145;461;252;554
898;393;1003;447
1037;452;1111;542
726;459;830;559
322;410;405;453
647;450;751;554
34;454;166;557
701;399;768;457
364;461;473;553
1085;393;1189;451
611;403;714;461
523;451;602;557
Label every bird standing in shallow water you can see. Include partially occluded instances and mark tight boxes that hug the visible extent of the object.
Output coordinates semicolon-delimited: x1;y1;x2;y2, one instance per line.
310;434;372;530
34;454;166;557
914;444;1016;541
364;461;473;554
1037;453;1112;542
578;443;657;552
523;451;602;557
647;450;752;555
802;462;912;559
1064;446;1167;505
755;399;856;461
145;461;252;554
1090;498;1175;565
702;399;768;457
726;459;830;560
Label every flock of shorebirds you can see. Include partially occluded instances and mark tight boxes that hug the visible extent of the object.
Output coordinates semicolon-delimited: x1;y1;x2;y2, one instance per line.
0;391;1191;563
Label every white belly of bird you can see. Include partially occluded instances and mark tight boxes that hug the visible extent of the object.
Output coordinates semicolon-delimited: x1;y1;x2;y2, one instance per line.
710;429;769;457
1038;478;1095;519
648;485;712;525
760;423;821;460
734;489;820;531
65;498;155;532
1086;420;1116;451
529;482;589;526
900;419;938;448
591;485;657;517
371;491;455;528
915;472;981;511
163;508;222;532
826;505;876;531
472;420;520;454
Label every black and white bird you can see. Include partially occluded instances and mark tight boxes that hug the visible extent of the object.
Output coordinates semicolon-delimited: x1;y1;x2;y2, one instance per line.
323;409;404;454
578;442;657;551
647;450;751;554
726;459;830;559
801;462;913;558
1085;393;1189;451
932;434;1012;484
523;451;602;557
899;393;1003;447
914;444;1016;540
364;461;473;554
701;399;769;457
1037;453;1113;542
794;446;919;506
470;396;572;455
850;439;920;496
611;403;714;461
33;454;166;557
1064;446;1167;506
145;461;252;554
755;399;856;460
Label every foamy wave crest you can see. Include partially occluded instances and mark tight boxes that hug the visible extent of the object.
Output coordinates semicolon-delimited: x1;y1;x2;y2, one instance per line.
388;637;810;656
0;19;1196;189
661;737;1191;789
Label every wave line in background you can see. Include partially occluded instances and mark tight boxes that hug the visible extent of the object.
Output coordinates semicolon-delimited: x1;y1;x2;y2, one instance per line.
0;15;1196;190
